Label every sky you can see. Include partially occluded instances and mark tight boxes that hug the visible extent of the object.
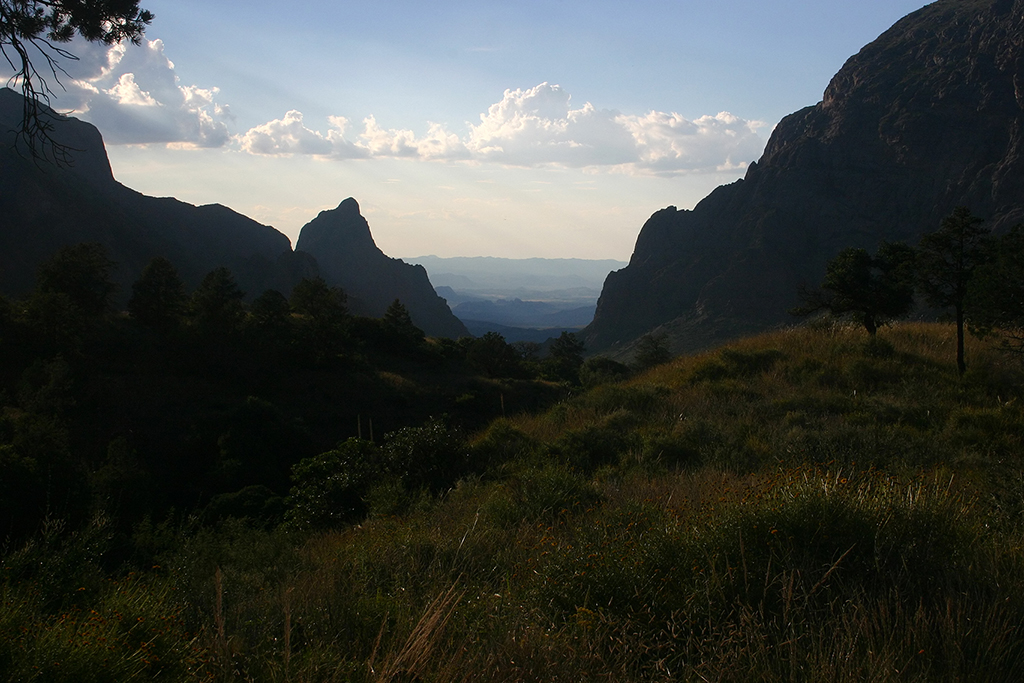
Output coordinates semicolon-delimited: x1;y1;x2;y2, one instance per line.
5;0;930;259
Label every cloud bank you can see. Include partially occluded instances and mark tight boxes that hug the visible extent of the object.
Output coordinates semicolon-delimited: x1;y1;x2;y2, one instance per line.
241;83;767;175
5;35;765;174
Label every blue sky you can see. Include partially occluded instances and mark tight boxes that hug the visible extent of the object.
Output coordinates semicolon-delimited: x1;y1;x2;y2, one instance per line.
7;0;929;258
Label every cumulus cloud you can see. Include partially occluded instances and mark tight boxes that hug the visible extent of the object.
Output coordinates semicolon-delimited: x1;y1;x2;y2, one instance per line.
466;83;638;166
620;110;767;173
3;36;233;147
237;82;767;175
239;110;335;156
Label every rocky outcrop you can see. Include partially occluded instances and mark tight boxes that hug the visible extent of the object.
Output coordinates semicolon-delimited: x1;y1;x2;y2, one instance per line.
295;199;469;339
585;0;1024;353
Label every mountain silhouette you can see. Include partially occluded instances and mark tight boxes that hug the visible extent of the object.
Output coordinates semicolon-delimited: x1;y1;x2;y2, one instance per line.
0;89;466;338
295;199;468;338
585;0;1024;353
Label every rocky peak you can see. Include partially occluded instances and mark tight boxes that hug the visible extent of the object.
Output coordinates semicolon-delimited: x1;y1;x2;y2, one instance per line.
295;199;469;339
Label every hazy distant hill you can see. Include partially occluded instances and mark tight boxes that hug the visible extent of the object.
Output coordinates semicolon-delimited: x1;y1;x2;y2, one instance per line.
586;0;1024;355
405;255;626;336
403;256;626;297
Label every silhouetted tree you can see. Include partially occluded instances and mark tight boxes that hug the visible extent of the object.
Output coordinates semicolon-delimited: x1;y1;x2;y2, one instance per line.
36;242;116;318
792;241;916;336
249;287;290;332
466;331;523;378
2;0;152;158
383;299;425;343
290;276;347;319
290;277;348;363
190;267;245;340
545;331;585;383
918;207;991;374
128;257;187;332
245;289;293;367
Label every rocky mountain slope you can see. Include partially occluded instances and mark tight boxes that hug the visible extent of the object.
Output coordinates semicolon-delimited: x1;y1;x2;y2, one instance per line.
585;0;1024;354
0;89;466;338
0;88;311;301
295;199;468;338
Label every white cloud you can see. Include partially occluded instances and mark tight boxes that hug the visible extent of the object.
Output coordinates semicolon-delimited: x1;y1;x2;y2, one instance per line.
3;36;233;147
620;110;767;173
466;83;639;167
236;82;767;176
360;116;469;160
239;110;335;156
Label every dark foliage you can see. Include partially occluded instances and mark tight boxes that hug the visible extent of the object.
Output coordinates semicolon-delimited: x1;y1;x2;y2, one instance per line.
0;245;562;545
968;224;1024;358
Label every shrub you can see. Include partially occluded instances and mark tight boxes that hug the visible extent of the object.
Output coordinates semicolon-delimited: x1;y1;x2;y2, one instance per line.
286;438;381;530
381;417;469;493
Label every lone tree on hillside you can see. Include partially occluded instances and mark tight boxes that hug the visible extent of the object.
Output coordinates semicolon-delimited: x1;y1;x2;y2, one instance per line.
1;0;153;157
791;241;916;336
917;206;991;375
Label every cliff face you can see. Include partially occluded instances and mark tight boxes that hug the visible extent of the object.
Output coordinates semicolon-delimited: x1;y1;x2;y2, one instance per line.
586;0;1024;353
295;199;469;339
0;88;310;301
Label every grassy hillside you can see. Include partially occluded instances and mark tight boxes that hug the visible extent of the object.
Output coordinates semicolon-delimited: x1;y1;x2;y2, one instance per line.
3;322;1024;681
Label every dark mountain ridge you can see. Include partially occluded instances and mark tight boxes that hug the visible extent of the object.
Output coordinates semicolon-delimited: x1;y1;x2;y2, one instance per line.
0;89;465;338
585;0;1024;353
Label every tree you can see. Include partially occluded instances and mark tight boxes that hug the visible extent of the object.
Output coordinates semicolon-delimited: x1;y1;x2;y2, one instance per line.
2;0;152;159
967;224;1024;358
383;299;424;342
545;331;585;384
792;241;916;336
36;241;116;317
290;276;347;320
632;333;672;370
290;277;348;363
190;267;245;339
917;207;991;375
128;256;186;332
465;331;523;378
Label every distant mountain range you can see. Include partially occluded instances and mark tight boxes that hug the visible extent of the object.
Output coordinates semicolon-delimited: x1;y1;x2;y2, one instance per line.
402;256;626;296
585;0;1024;356
0;89;466;338
406;256;626;339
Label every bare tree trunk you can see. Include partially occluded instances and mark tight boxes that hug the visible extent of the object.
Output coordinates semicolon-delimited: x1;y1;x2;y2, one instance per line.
956;307;966;375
